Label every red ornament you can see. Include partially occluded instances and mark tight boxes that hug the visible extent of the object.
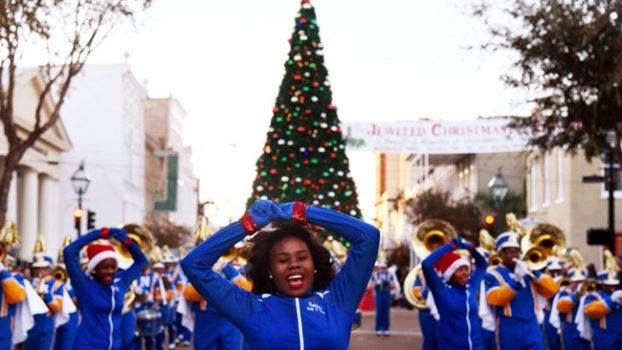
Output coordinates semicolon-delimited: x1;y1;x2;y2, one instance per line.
293;74;302;81
297;126;306;133
318;179;326;185
270;168;277;175
299;17;308;25
327;104;335;110
273;106;280;113
304;109;311;114
271;156;277;161
303;159;309;165
330;153;337;159
304;179;312;186
312;81;320;87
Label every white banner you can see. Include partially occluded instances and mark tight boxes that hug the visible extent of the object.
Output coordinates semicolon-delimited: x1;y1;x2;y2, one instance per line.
342;119;529;154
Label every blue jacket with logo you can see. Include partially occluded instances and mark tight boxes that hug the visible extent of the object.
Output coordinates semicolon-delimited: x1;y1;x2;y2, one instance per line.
181;205;380;350
0;269;26;349
422;243;486;350
64;229;147;350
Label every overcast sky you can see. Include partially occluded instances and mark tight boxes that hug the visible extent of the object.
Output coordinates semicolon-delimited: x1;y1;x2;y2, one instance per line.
64;0;530;224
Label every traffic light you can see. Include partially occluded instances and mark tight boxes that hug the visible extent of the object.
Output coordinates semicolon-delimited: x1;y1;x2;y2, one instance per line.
483;213;497;229
87;210;96;230
587;228;614;251
74;208;83;231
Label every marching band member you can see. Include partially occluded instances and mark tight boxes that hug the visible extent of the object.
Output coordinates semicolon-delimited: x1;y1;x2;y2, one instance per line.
0;254;27;349
181;200;380;349
63;227;147;350
182;260;252;350
542;258;563;350
412;271;439;350
484;231;558;350
556;269;591;350
582;270;622;348
370;260;396;336
26;253;63;350
422;237;487;350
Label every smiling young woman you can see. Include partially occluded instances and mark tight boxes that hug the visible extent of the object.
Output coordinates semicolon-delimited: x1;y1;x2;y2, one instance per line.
63;227;147;350
181;200;380;350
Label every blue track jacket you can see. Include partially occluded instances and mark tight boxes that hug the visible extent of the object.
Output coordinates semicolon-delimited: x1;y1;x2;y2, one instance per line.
64;229;147;350
422;243;486;350
181;205;380;350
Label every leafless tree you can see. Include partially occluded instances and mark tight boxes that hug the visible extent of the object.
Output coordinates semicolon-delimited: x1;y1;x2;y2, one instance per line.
0;0;152;225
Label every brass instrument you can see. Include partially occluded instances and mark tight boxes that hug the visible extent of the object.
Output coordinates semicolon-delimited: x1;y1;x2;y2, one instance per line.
404;219;457;309
523;246;548;271
123;282;137;312
403;266;427;309
411;219;457;260
115;224;155;268
479;229;496;252
527;223;566;256
0;221;19;261
506;213;566;272
489;253;503;266
52;236;72;283
195;215;213;245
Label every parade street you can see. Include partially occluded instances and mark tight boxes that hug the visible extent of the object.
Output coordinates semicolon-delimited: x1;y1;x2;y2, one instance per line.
350;309;423;349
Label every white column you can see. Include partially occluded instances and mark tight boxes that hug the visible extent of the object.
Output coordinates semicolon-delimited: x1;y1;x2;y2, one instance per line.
19;167;39;261
38;175;59;259
6;171;17;222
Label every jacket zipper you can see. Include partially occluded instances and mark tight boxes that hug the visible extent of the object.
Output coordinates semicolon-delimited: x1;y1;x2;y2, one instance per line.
295;298;304;350
108;286;115;350
466;289;472;350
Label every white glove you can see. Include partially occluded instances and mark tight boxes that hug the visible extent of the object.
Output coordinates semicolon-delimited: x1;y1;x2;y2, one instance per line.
513;259;529;285
0;262;5;272
612;290;622;305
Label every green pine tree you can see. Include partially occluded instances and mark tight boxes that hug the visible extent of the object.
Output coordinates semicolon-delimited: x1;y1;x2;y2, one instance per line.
247;0;362;220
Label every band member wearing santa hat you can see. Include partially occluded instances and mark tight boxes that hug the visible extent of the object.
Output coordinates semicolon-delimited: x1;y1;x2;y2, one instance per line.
421;237;487;349
484;231;559;350
0;255;27;349
63;227;147;350
181;200;380;350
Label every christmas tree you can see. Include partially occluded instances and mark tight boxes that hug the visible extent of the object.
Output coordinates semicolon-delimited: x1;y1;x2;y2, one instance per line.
247;0;362;219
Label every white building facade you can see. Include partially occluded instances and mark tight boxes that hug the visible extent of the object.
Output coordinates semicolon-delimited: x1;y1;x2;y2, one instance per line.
1;71;73;261
58;64;147;240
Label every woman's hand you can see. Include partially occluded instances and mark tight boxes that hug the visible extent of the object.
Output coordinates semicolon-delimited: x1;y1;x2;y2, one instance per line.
108;227;129;243
248;200;287;227
452;237;474;251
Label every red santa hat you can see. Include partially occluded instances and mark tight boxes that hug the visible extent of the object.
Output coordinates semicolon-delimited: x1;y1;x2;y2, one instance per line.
435;251;470;283
86;243;119;275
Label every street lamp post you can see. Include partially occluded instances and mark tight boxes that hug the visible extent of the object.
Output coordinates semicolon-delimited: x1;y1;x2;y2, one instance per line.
488;168;509;207
606;131;617;253
70;161;91;236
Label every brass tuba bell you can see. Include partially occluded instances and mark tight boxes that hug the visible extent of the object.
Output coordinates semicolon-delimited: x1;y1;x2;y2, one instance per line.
404;219;457;309
528;223;566;256
411;219;457;260
114;224;154;268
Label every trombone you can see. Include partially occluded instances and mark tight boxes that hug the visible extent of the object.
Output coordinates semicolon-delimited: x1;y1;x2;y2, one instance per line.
403;219;457;309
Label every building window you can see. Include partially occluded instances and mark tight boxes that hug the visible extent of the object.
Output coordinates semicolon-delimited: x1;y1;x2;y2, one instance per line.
530;161;538;211
556;149;564;202
543;153;551;206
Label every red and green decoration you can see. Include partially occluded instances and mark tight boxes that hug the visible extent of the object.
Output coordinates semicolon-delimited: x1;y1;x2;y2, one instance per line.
247;0;362;219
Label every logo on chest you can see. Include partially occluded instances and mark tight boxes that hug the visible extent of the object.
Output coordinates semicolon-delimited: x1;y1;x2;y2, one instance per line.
306;301;326;315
